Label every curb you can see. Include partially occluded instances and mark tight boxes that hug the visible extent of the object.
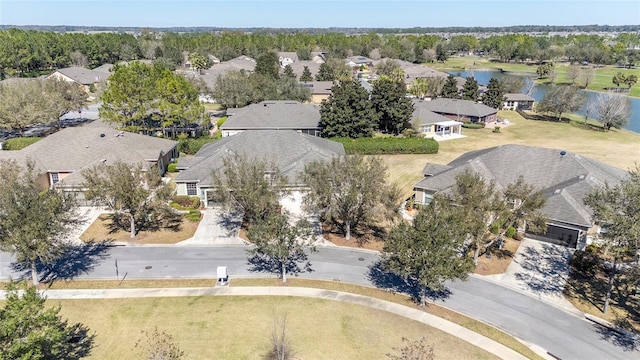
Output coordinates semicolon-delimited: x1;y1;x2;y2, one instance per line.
584;313;640;343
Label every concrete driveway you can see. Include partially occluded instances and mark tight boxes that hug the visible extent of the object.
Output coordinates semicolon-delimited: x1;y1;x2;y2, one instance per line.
482;238;579;313
176;207;246;246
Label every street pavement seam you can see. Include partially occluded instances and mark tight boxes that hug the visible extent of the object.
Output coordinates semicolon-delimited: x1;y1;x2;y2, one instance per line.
17;286;531;360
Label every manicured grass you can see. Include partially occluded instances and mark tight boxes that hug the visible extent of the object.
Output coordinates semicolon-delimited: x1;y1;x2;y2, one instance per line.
430;55;640;97
79;214;199;244
49;295;497;360
381;110;640;197
4;277;541;360
1;136;42;150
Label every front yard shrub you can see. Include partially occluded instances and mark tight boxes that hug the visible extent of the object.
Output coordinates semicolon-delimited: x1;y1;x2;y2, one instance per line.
505;226;516;238
331;137;439;155
461;122;483;129
167;163;177;173
216;116;227;128
178;136;217;155
571;249;601;276
172;195;200;209
185;210;202;222
2;137;42;150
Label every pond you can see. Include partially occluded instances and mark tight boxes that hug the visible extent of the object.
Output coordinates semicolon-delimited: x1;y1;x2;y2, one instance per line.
448;70;640;134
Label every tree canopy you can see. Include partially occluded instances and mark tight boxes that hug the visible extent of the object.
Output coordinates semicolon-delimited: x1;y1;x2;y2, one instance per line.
81;161;178;239
535;85;586;121
371;76;414;134
461;76;479;101
591;92;631;130
320;79;379;138
439;75;459;99
246;212;315;283
584;167;640;314
383;194;474;306
482;77;505;109
212;154;288;226
99;62;204;134
0;282;95;360
0;160;82;286
300;155;401;240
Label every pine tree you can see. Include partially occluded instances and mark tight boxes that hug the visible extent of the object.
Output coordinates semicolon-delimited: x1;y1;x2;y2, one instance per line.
300;66;313;82
440;75;460;99
319;79;379;138
282;64;296;79
461;76;479;101
482;77;506;109
371;76;414;134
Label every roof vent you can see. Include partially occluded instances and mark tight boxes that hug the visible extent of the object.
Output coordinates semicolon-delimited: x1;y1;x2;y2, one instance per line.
554;189;561;194
100;133;105;138
560;150;567;157
578;174;586;180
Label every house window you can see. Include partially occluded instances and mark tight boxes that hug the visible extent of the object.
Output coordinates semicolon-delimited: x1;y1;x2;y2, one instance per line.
186;183;197;196
423;192;434;204
50;173;60;184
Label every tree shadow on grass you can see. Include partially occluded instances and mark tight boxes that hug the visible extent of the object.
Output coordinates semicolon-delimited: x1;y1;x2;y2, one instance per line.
367;260;451;305
10;241;112;284
246;250;314;280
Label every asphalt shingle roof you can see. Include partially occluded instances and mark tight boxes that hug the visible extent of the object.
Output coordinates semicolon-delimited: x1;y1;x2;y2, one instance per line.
412;99;456;126
175;130;345;186
222;101;321;130
414;144;628;227
421;98;498;118
48;67;105;85
505;93;535;101
0;122;177;186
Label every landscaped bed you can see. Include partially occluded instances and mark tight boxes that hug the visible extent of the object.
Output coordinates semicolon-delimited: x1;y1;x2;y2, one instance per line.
79;214;199;244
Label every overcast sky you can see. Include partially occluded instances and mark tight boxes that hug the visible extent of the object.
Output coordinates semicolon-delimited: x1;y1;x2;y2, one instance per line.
1;0;638;28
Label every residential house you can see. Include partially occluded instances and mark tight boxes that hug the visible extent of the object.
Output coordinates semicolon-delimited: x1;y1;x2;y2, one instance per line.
346;56;374;69
47;65;112;92
185;55;257;96
174;130;345;207
310;51;326;64
503;93;535;110
374;58;449;87
412;99;464;140
0;120;178;203
413;144;628;248
278;52;299;67
282;61;321;79
420;98;498;125
221;101;322;137
300;81;333;104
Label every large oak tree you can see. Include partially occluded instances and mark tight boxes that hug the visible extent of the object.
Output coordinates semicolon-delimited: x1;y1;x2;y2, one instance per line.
0;160;82;286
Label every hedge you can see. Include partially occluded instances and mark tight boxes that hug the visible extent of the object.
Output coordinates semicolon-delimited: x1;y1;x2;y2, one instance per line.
461;122;483;129
171;195;201;209
167;163;177;173
2;137;42;150
185;210;202;222
331;137;439;155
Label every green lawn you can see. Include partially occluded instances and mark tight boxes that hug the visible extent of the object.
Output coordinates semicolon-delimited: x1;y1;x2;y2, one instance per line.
429;55;640;97
51;296;497;360
382;110;640;197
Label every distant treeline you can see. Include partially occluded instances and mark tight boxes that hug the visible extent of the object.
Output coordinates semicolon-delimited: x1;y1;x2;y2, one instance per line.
1;27;639;79
1;24;639;34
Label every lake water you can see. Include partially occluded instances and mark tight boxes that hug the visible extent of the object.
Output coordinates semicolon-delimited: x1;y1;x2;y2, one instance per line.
448;70;640;134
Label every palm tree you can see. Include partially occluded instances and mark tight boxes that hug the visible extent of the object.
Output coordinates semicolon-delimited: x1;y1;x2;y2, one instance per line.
409;78;427;99
624;74;638;89
612;72;626;89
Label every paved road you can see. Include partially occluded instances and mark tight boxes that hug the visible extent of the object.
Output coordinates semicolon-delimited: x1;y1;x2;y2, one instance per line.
1;246;637;359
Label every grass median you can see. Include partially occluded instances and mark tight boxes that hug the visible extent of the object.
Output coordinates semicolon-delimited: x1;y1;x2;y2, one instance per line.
16;278;544;360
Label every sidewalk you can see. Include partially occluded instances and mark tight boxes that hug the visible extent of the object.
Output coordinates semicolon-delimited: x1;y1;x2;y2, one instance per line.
15;286;530;360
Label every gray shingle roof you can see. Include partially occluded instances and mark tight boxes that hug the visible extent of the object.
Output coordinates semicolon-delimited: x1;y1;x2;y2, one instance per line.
0;123;177;185
48;67;105;85
222;101;321;130
283;61;321;77
414;144;628;227
175;130;345;186
412;99;456;126
300;81;333;95
422;98;498;118
505;93;535;101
